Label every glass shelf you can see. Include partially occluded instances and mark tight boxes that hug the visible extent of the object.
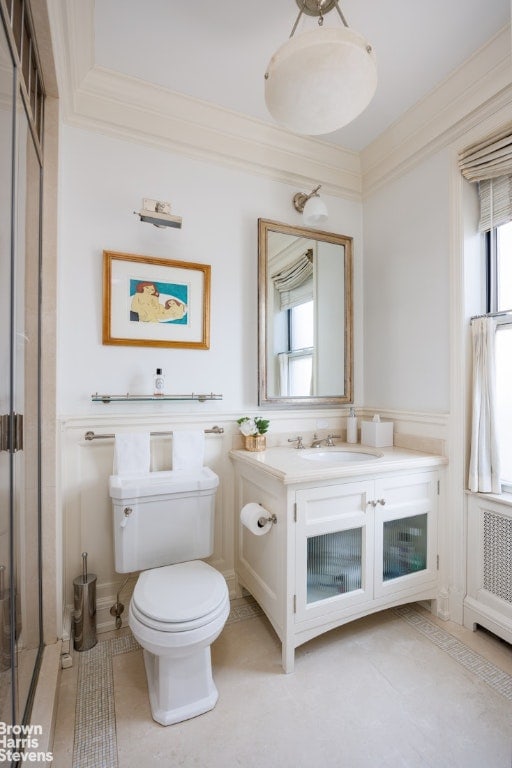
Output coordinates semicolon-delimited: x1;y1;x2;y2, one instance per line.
91;392;223;403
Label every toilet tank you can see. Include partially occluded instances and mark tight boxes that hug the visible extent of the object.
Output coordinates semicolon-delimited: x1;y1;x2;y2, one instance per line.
109;467;219;573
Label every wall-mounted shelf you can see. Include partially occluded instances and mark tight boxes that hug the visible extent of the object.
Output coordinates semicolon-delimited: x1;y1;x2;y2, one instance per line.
91;392;223;404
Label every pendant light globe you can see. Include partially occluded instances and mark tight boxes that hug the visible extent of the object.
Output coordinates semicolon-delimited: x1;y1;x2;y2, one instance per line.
265;26;377;136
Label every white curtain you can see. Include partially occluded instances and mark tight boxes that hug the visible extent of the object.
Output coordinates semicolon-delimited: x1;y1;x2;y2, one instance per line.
468;317;501;493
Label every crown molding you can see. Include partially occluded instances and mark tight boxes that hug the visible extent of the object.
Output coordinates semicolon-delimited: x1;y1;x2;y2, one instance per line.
361;25;512;198
47;0;361;199
74;65;362;199
46;0;94;111
47;0;511;202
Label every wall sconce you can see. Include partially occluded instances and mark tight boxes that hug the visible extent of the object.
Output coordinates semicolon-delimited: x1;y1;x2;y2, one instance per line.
134;198;182;229
292;185;328;226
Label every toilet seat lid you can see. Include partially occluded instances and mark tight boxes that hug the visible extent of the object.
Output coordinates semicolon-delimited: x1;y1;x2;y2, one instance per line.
132;560;228;626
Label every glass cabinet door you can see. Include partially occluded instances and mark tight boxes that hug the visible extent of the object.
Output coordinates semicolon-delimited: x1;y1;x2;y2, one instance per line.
295;481;374;621
307;528;362;603
374;473;438;599
295;473;438;621
382;513;428;580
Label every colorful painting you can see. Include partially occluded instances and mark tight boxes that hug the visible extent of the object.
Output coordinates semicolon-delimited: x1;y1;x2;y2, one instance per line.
102;251;210;349
129;279;188;325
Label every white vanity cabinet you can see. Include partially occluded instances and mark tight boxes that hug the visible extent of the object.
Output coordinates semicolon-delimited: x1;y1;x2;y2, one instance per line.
295;472;438;621
231;447;445;673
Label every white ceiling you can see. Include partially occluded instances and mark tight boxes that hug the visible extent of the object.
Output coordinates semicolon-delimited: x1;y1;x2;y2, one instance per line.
92;0;510;152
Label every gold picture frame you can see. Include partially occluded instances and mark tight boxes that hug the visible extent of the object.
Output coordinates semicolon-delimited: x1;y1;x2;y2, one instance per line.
102;250;210;349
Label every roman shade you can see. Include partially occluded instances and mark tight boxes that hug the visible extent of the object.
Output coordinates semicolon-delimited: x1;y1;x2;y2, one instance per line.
459;124;512;232
271;249;314;310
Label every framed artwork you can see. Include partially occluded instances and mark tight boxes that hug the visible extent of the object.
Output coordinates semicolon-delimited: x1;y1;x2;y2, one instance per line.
102;250;210;349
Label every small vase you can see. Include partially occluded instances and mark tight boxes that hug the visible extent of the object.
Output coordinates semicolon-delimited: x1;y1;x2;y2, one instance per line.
244;434;266;452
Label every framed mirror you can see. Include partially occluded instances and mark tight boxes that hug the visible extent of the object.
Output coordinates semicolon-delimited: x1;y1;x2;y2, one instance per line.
258;218;353;407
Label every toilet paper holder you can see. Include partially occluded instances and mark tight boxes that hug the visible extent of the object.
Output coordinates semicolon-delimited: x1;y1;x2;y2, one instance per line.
257;507;277;529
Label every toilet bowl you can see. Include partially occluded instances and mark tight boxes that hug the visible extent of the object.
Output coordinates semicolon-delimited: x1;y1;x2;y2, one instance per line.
129;560;230;726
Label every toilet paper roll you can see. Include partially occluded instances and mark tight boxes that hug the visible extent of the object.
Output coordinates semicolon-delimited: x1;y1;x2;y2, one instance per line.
240;503;272;536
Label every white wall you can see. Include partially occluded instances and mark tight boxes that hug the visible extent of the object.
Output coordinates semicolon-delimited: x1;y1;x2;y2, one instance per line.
363;150;451;413
55;125;369;636
57;125;364;416
56;120;484;641
316;240;345;394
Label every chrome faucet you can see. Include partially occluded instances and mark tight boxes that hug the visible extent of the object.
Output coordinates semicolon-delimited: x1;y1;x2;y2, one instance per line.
288;436;305;449
310;433;341;448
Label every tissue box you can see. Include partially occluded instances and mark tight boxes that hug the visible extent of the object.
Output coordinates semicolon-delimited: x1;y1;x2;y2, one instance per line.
361;420;393;447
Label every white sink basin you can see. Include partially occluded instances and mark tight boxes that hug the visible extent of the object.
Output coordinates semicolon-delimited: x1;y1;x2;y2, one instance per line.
299;449;382;463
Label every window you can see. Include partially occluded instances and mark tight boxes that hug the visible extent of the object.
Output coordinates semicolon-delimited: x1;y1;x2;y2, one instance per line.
286;300;313;396
289;300;313;350
496;223;512;309
489;221;512;489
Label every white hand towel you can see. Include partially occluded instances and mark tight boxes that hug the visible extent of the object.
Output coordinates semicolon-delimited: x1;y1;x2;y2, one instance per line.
172;430;205;471
113;432;151;475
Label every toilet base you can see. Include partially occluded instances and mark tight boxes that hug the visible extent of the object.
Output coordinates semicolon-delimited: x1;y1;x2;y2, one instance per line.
143;646;219;726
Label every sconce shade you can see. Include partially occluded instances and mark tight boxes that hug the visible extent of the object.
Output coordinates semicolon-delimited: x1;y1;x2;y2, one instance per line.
265;26;377;135
302;194;328;226
135;198;182;229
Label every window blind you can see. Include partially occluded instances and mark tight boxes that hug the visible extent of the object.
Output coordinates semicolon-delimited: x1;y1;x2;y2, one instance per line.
459;124;512;231
478;176;512;232
271;249;314;310
459;124;512;182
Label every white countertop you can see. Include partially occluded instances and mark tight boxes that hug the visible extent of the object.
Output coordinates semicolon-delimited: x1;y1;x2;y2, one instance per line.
229;444;448;485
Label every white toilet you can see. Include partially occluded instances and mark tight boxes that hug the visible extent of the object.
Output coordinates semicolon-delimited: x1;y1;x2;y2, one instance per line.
109;467;230;726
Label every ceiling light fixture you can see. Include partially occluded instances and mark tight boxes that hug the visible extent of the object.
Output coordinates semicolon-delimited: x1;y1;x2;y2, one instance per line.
134;198;182;229
293;184;328;226
265;0;377;136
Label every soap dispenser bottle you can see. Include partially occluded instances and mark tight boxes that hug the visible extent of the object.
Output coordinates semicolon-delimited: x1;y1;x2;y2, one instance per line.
346;407;357;444
153;368;165;396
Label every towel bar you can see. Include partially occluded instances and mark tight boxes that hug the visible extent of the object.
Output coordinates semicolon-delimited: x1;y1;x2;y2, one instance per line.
84;426;224;441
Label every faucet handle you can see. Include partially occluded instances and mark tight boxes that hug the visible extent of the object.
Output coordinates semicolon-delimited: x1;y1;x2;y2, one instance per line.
325;434;341;446
288;436;305;449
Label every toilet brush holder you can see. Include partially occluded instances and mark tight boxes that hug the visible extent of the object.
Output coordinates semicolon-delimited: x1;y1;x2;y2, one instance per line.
73;552;97;651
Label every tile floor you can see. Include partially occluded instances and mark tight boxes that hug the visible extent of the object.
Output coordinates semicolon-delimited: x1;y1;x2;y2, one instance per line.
52;599;512;768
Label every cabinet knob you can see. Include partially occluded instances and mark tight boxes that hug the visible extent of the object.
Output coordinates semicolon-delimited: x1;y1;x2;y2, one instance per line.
377;498;386;506
367;500;377;508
